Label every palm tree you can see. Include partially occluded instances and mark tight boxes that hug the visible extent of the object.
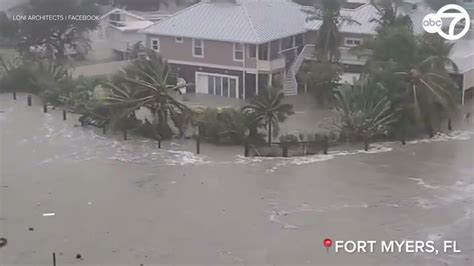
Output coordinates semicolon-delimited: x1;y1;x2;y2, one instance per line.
306;0;359;62
334;77;399;141
395;56;458;136
242;87;294;145
99;50;192;138
370;0;412;29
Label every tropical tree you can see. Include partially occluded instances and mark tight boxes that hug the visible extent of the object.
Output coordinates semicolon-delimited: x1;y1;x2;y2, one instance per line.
29;59;73;105
98;50;191;138
242;87;294;145
300;53;343;105
364;24;459;136
334;78;398;141
306;0;359;62
370;0;412;29
12;0;100;62
394;56;458;136
193;108;264;145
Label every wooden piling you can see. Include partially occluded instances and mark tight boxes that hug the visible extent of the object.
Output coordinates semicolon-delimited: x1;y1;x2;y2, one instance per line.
282;144;288;157
123;130;128;140
63;110;67;120
244;142;249;157
323;136;328;155
196;126;201;154
13;91;16;100
53;253;56;266
27;95;32;106
43;104;47;113
448;119;452;131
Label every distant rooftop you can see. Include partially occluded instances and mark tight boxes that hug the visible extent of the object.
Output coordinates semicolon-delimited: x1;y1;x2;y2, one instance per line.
306;2;433;35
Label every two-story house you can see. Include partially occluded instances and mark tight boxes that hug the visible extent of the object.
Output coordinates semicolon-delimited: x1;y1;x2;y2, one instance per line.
87;8;154;61
140;0;473;103
141;0;314;99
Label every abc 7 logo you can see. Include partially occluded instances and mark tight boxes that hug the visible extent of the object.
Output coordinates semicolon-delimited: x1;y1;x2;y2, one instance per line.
422;4;470;40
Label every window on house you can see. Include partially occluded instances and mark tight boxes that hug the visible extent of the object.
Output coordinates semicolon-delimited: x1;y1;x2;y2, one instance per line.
248;44;256;58
234;43;244;61
295;34;304;47
193;39;204;57
97;26;104;40
109;13;123;21
281;36;293;50
344;38;362;47
215;76;222;95
258;43;269;61
175;37;183;43
151;38;160;51
229;79;237;98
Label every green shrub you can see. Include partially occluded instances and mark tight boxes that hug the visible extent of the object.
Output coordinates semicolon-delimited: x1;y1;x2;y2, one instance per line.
194;107;265;145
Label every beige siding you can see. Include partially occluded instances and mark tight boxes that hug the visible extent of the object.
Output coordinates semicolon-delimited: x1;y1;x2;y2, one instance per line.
152;35;245;68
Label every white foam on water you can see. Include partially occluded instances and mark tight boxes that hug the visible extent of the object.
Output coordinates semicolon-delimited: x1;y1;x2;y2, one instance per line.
269;210;298;230
407;130;474;144
268;202;372;229
164;150;212;166
260;142;393;173
408;178;441;189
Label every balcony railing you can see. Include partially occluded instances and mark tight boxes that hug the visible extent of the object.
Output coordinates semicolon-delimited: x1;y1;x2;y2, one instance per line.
256;57;286;71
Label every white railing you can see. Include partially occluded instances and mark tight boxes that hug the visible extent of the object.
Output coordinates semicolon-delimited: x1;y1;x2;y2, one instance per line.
257;57;286;71
291;44;316;73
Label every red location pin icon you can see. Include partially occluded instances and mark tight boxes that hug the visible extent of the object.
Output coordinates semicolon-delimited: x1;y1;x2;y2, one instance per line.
323;238;332;254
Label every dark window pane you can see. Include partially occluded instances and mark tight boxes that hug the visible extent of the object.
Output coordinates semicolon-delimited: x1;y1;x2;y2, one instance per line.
208;76;214;94
235;51;243;60
258;43;268;60
223;78;229;97
248;45;256;58
230;79;236;98
215;77;222;95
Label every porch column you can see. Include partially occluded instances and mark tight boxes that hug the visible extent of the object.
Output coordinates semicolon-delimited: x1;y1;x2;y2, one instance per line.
243;44;247;100
256;44;259;95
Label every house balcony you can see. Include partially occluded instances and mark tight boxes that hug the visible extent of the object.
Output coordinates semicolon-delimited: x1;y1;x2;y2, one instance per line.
256;57;286;72
339;47;370;66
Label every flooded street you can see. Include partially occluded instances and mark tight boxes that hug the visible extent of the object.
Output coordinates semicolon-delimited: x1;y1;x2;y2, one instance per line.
0;94;473;265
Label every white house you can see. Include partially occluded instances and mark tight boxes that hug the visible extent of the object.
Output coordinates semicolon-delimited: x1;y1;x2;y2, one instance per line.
87;8;153;61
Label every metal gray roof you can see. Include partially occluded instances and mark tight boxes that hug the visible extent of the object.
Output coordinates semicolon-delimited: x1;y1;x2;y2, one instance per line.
141;0;309;44
306;2;433;35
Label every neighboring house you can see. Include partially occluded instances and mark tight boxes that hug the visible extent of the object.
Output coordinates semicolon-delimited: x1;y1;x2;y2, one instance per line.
87;2;193;61
141;0;313;99
87;8;153;61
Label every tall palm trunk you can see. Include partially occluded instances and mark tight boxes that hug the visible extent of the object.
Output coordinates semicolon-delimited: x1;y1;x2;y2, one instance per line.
268;119;272;146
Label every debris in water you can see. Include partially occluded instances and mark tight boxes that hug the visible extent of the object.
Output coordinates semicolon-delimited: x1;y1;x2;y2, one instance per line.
76;254;83;260
28;227;34;231
88;202;92;205
42;213;55;217
0;237;7;248
170;181;177;184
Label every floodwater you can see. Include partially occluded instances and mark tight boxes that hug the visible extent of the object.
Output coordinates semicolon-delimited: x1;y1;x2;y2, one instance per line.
0;94;473;266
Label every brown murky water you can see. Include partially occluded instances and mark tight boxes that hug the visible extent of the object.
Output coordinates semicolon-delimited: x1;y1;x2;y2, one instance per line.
0;94;473;265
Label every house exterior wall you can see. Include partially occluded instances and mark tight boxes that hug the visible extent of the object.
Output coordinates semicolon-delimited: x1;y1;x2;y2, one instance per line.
146;34;305;71
87;20;116;61
148;35;246;68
